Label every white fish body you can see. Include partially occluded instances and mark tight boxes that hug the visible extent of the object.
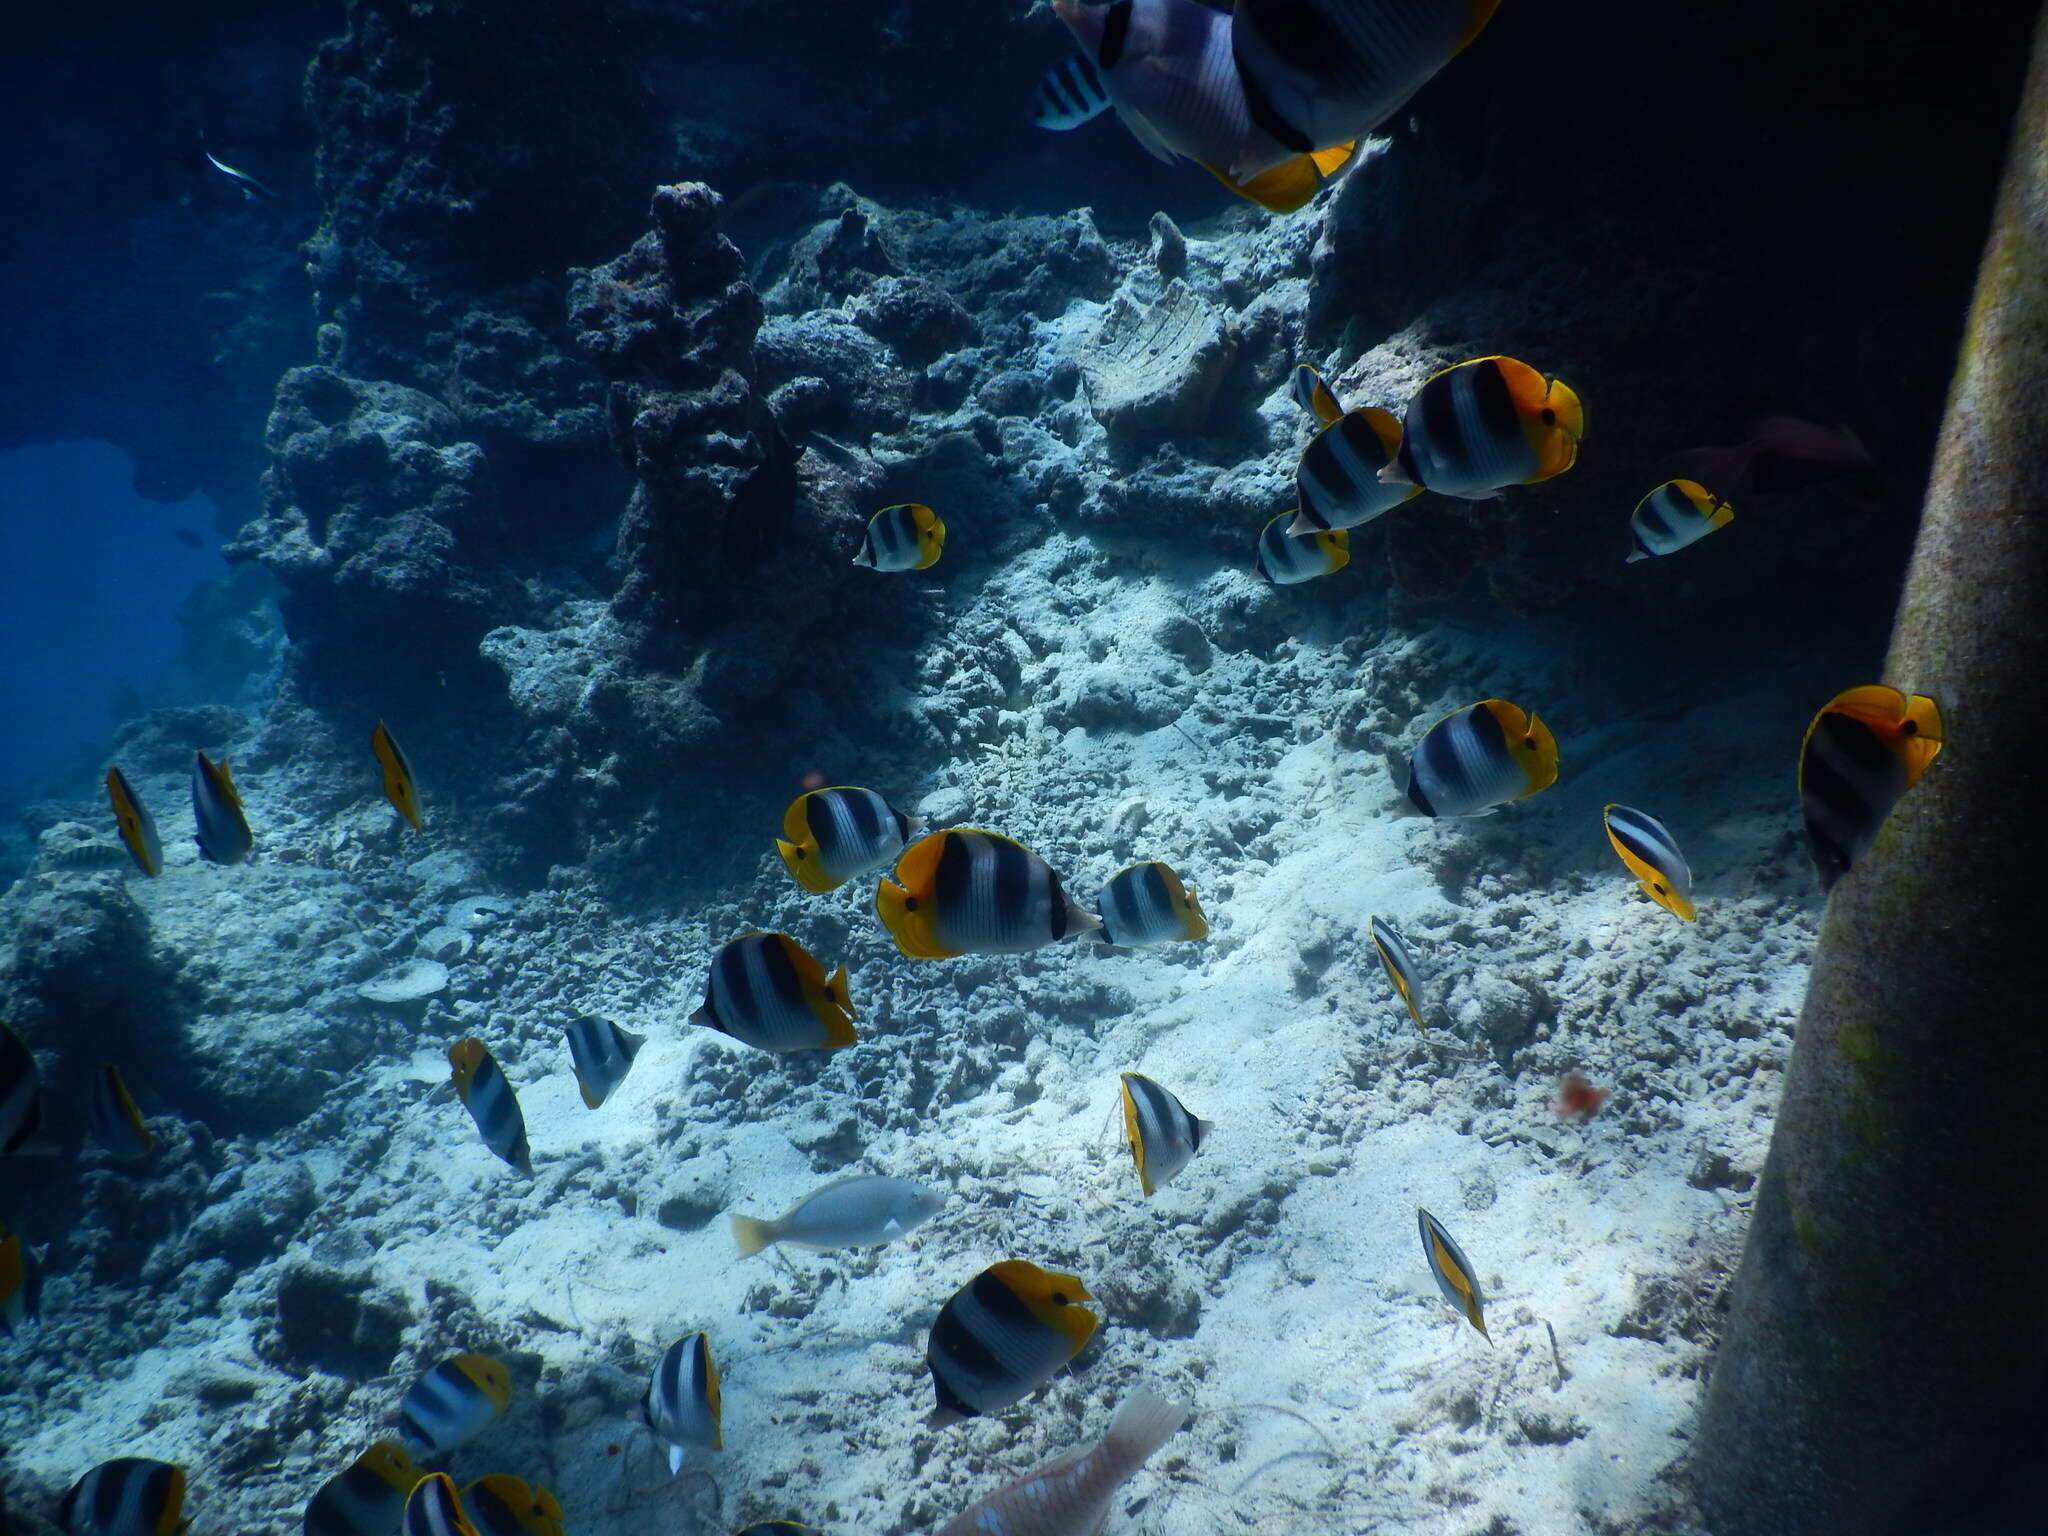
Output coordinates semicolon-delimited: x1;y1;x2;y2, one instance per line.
730;1174;947;1257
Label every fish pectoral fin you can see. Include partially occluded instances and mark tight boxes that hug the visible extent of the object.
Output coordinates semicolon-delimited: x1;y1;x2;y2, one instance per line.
1112;102;1180;164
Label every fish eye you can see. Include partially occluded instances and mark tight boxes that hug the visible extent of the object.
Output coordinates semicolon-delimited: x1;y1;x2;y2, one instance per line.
1523;736;1537;750
1540;407;1556;425
1652;883;1666;894
1901;720;1918;736
903;897;918;911
1051;1290;1070;1305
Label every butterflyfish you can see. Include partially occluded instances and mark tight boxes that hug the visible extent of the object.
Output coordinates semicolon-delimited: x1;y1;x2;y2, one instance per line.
936;1381;1192;1536
448;1039;532;1174
1380;356;1582;500
876;829;1101;959
1254;512;1347;584
563;1014;644;1109
1367;915;1427;1030
190;749;253;865
1119;1072;1212;1196
690;933;857;1053
735;1525;824;1536
1289;363;1344;424
401;1475;477;1536
396;1354;512;1459
462;1476;563;1536
854;503;945;572
303;1442;424;1536
88;1065;153;1160
1416;1206;1488;1340
1393;700;1559;818
1798;685;1944;892
644;1332;722;1474
729;1174;948;1258
1095;862;1208;945
1032;53;1111;130
105;767;162;877
1;1220;45;1338
777;785;923;894
1290;407;1420;535
58;1457;187;1536
926;1260;1097;1427
1602;805;1696;922
1201;139;1356;214
373;722;423;831
1;1023;54;1156
1625;479;1732;563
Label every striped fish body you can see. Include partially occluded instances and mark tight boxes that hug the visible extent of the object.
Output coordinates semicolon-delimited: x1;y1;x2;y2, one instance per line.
563;1015;644;1109
58;1458;186;1536
0;1223;44;1336
448;1039;532;1174
1255;512;1348;584
373;722;423;831
646;1332;722;1474
105;767;162;877
1799;686;1944;892
691;933;857;1052
730;1174;949;1257
401;1475;477;1536
397;1355;512;1459
1032;52;1110;129
1095;862;1208;945
1054;0;1272;172
1395;699;1558;818
1387;356;1582;499
191;750;253;865
777;786;921;893
1;1024;52;1157
877;830;1100;960
1367;915;1426;1029
926;1260;1097;1424
303;1442;422;1536
88;1065;152;1160
1289;363;1344;424
462;1476;562;1536
1417;1206;1488;1338
1626;479;1733;563
854;503;945;572
1291;407;1418;533
734;1526;823;1536
1119;1073;1211;1196
1602;805;1695;921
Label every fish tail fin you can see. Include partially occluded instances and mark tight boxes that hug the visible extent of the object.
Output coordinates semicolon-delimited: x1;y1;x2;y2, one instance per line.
619;1028;647;1059
825;964;857;1019
1625;548;1647;564
1103;1384;1194;1465
729;1214;777;1258
668;1445;684;1477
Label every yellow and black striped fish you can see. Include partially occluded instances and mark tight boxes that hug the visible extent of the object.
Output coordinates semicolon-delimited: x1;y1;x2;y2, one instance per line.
690;933;857;1053
877;830;1100;959
448;1039;532;1175
734;1526;824;1536
1288;363;1344;424
926;1260;1097;1426
777;786;923;894
1626;479;1732;563
1798;685;1944;892
105;767;162;877
1368;915;1427;1030
463;1476;563;1536
396;1354;512;1459
644;1331;722;1474
1095;863;1208;946
1417;1206;1488;1340
854;503;946;572
1120;1073;1212;1196
1;1220;44;1338
1393;699;1558;819
58;1457;187;1536
563;1014;645;1109
373;721;423;831
402;1474;478;1536
1;1023;53;1158
1602;805;1695;921
1380;356;1582;500
191;749;253;865
304;1442;424;1536
1254;512;1347;585
1290;408;1419;535
88;1065;152;1160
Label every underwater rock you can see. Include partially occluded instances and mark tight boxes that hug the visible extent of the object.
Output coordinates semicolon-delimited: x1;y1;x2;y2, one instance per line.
1078;280;1237;439
850;275;977;364
270;1257;412;1379
357;958;449;1004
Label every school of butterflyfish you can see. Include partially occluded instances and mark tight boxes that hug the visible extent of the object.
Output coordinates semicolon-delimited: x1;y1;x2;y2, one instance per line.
5;3;1942;1531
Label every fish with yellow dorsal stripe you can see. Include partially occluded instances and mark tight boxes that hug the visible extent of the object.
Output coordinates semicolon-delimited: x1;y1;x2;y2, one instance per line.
1602;805;1695;922
448;1040;532;1174
88;1065;152;1160
876;830;1099;960
1417;1206;1488;1340
854;504;946;572
402;1474;478;1536
1368;915;1427;1030
1392;699;1559;819
1289;363;1344;425
105;767;161;877
1120;1073;1211;1196
397;1355;512;1458
1380;356;1583;501
1290;406;1419;535
776;786;923;894
926;1260;1097;1426
59;1457;187;1536
373;721;423;831
1626;479;1732;563
462;1476;563;1536
192;749;253;865
1255;513;1347;584
563;1014;644;1109
303;1441;423;1536
691;933;857;1053
644;1332;722;1474
1095;862;1208;946
1798;685;1944;892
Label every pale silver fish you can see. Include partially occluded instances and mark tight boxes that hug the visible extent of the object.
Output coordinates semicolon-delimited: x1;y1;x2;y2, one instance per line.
729;1174;948;1258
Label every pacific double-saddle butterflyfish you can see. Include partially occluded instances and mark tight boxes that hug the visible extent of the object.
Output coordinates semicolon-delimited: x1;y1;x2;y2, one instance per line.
401;1474;478;1536
1289;363;1344;424
563;1014;644;1109
1393;699;1558;819
691;933;857;1053
1291;407;1420;535
777;786;923;894
58;1457;187;1536
88;1065;153;1160
303;1441;423;1536
190;749;253;865
876;829;1100;959
462;1476;563;1536
373;721;423;831
1381;356;1582;501
1367;915;1427;1030
396;1354;513;1459
105;767;162;877
1416;1206;1489;1340
735;1525;825;1536
926;1260;1097;1427
1;1023;54;1157
1119;1072;1212;1196
1095;862;1208;946
730;1174;949;1258
644;1331;722;1474
1798;685;1944;893
448;1039;532;1174
854;503;946;572
1031;52;1111;130
1602;805;1695;921
1626;479;1732;563
1255;512;1348;585
1;1220;46;1338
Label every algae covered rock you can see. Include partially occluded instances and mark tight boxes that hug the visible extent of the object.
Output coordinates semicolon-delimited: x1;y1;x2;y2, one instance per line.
1078;280;1237;439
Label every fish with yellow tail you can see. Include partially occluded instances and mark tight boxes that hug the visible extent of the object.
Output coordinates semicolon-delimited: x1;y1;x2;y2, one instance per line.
1288;363;1344;424
937;1381;1193;1536
402;1474;478;1536
448;1040;532;1174
1;1220;45;1337
1392;700;1558;818
1120;1073;1211;1196
1254;512;1347;585
877;830;1100;959
1602;805;1695;921
191;749;253;865
1417;1206;1489;1341
461;1477;563;1536
1798;685;1944;892
372;722;423;831
854;503;945;572
729;1174;948;1258
1626;479;1732;563
691;933;857;1052
1368;915;1427;1029
396;1354;512;1458
644;1332;722;1474
1094;862;1207;946
105;767;161;877
1290;407;1420;534
1;1023;55;1157
1379;356;1583;500
776;786;923;894
88;1065;153;1160
58;1457;187;1536
563;1014;644;1109
303;1442;423;1536
926;1260;1097;1426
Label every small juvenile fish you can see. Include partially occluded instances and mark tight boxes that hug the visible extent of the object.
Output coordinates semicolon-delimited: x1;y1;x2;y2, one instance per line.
203;145;277;200
1289;363;1344;424
854;503;946;572
936;1381;1192;1536
1291;407;1419;535
1380;356;1583;500
402;1473;478;1536
729;1174;948;1258
105;767;162;877
1031;52;1111;130
448;1039;532;1174
1417;1206;1488;1340
1120;1072;1211;1196
1;1024;54;1157
462;1475;563;1536
927;1260;1097;1426
373;722;423;831
0;1220;45;1338
396;1354;512;1459
1368;915;1427;1030
88;1065;153;1160
691;933;857;1053
1554;1071;1609;1122
1799;685;1944;892
1255;512;1348;584
777;785;922;894
1626;479;1732;563
1602;804;1695;921
192;749;254;865
1392;699;1559;819
1095;862;1207;946
303;1441;424;1536
644;1332;722;1474
563;1015;644;1109
58;1457;187;1536
877;829;1100;959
